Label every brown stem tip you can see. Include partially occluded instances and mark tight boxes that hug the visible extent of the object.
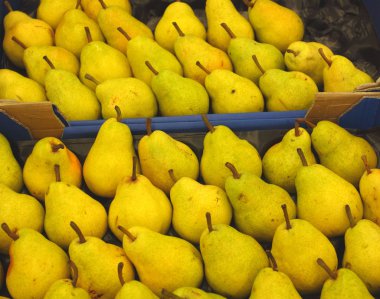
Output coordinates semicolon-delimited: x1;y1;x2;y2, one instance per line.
43;55;56;70
281;204;292;230
168;169;176;183
98;0;107;9
84;26;92;43
206;212;213;233
172;22;185;37
54;164;61;182
118;262;125;286
75;0;81;9
296;148;308;167
69;260;79;287
252;54;265;75
294;120;301;137
161;289;183;299
286;49;299;57
115;105;122;122
4;0;13;12
70;221;86;244
118;225;136;241
131;156;138;181
196;61;211;75
145;61;159;76
146;118;152;136
11;36;27;49
225;162;241;179
361;155;372;175
1;223;18;241
220;23;236;39
317;258;337;280
84;73;100;85
318;48;332;67
345;205;355;228
117;27;131;41
51;143;64;152
201;114;215;133
296;118;316;129
266;250;278;271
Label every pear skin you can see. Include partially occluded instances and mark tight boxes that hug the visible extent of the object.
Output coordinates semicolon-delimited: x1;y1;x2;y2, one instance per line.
82;0;132;20
37;0;78;29
359;167;380;225
115;280;159;299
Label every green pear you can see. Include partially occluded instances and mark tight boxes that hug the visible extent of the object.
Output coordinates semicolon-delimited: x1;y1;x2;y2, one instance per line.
137;120;199;194
170;177;232;243
55;8;104;57
343;215;380;294
172;287;227;299
115;280;159;299
200;214;268;299
23;137;82;201
317;258;374;299
247;0;304;52
97;6;153;54
69;222;135;299
206;0;254;51
108;156;172;241
154;1;206;53
311;120;378;186
0;183;44;255
45;179;108;249
225;162;296;242
83;116;139;198
44;261;91;299
200;116;262;189
271;205;338;294
319;50;374;92
45;68;101;121
173;22;233;85
262;125;316;193
3;225;70;299
148;66;209;116
285;41;333;86
121;226;204;295
82;0;132;20
37;0;78;29
0;68;47;102
0;132;23;192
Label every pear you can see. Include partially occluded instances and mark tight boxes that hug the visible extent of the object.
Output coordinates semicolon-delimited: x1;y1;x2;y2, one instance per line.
3;224;70;299
0;183;44;255
85;73;157;119
170;177;232;244
223;22;284;85
120;226;204;295
359;156;380;225
82;0;132;20
206;0;254;51
69;222;135;299
200;213;268;299
173;22;233;85
37;0;78;29
0;68;47;102
154;1;206;53
200;115;262;189
83;114;139;198
343;209;380;294
55;8;104;57
319;49;374;92
0;133;23;192
271;204;338;294
147;63;209;116
23;137;82;201
171;287;227;299
44;167;108;249
249;251;302;299
225;162;296;242
23;45;80;86
317;258;374;299
311;120;378;186
108;156;172;241
3;5;54;68
97;6;153;54
296;149;363;237
115;271;159;299
262;123;316;193
247;0;304;52
285;41;333;87
79;27;132;90
44;261;91;299
137;119;199;194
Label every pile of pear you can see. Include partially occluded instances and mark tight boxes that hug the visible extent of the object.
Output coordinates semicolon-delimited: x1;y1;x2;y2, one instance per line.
1;0;376;121
1;111;380;298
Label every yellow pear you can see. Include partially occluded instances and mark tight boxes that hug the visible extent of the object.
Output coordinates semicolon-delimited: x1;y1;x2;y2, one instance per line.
37;0;79;29
82;0;132;20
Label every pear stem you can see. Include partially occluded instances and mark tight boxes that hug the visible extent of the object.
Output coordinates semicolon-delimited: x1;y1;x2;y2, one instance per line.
172;22;185;37
201;114;215;133
295;120;301;137
98;0;107;9
1;223;18;241
318;48;332;67
118;225;136;242
281;204;292;230
242;0;251;7
296;148;308;167
220;23;236;39
145;61;159;75
4;0;13;12
196;61;211;75
117;27;131;41
265;250;278;271
115;105;122;122
85;26;92;43
206;212;213;232
168;169;176;183
286;49;299;57
84;73;100;85
225;162;241;179
43;56;56;70
118;262;125;286
76;0;81;9
296;118;316;129
51;143;64;152
131;156;137;181
11;36;27;49
252;55;265;75
146;118;152;136
70;221;86;244
362;155;372;175
345;205;355;228
54;164;61;182
317;258;337;280
161;289;183;299
69;260;79;287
